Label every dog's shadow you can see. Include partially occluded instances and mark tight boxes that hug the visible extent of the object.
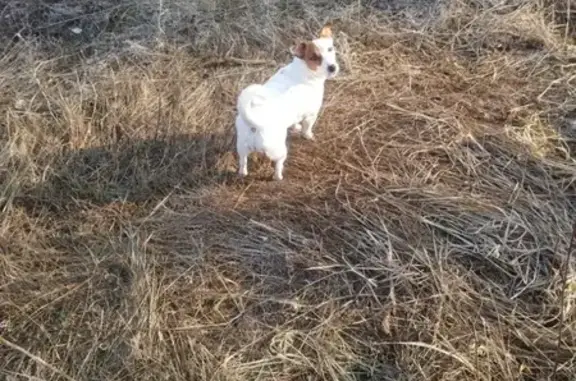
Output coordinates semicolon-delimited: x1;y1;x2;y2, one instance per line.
15;132;243;214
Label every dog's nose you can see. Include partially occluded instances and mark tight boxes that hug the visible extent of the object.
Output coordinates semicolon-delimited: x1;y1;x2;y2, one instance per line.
327;64;336;74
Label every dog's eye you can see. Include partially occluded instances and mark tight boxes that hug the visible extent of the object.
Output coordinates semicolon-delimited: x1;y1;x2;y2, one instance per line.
327;47;334;52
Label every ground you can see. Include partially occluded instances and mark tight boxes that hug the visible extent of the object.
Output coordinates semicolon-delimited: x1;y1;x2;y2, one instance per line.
1;0;576;380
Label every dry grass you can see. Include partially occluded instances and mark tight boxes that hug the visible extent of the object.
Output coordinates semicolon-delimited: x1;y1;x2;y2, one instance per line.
1;0;576;380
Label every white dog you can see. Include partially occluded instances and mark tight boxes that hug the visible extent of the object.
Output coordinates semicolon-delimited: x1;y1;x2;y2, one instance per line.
235;23;339;180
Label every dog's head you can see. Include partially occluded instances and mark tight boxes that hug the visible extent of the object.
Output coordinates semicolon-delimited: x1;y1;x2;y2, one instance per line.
292;23;339;79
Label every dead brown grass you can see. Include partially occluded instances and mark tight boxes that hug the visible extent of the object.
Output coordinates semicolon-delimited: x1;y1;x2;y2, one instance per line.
1;0;576;380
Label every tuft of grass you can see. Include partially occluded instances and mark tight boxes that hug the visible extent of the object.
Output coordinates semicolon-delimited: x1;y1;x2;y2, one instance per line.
1;0;576;380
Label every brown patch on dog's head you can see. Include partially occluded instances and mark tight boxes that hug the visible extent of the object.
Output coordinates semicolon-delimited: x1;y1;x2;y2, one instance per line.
292;41;322;71
319;22;333;38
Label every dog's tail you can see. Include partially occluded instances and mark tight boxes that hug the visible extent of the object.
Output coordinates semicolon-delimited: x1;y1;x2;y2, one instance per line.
237;85;270;131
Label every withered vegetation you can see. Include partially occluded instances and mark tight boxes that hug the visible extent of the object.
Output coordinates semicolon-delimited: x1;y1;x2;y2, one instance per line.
1;0;576;380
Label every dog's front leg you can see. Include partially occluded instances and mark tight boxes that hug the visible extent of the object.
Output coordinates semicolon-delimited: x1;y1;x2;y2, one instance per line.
301;114;318;140
273;156;286;181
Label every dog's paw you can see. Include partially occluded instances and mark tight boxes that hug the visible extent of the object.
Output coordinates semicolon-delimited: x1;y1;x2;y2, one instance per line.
292;123;302;132
303;131;315;141
273;173;283;181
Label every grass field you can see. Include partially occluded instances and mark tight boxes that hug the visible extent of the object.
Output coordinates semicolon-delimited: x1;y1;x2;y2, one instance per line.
1;0;576;380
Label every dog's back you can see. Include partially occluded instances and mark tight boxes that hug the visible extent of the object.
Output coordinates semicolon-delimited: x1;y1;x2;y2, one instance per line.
237;77;308;133
261;66;297;94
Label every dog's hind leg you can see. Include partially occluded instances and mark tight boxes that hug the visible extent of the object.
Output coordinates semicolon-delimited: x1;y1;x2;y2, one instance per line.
235;115;250;177
236;138;249;177
273;155;286;181
238;152;248;177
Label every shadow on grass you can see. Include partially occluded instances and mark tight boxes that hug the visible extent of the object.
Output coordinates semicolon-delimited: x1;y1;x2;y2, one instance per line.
13;132;241;214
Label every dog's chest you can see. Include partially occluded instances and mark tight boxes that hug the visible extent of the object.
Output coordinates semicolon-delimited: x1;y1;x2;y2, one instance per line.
296;88;323;119
304;89;323;110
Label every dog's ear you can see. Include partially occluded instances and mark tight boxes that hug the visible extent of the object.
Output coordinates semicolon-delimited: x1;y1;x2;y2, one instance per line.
291;41;307;59
319;22;333;38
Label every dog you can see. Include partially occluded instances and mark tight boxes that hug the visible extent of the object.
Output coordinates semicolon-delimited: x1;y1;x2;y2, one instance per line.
235;23;339;180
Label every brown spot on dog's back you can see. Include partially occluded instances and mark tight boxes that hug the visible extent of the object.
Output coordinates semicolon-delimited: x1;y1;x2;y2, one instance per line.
293;41;322;71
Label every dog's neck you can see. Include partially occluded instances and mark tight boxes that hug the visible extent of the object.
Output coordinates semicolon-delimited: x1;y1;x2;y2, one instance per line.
287;57;326;85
